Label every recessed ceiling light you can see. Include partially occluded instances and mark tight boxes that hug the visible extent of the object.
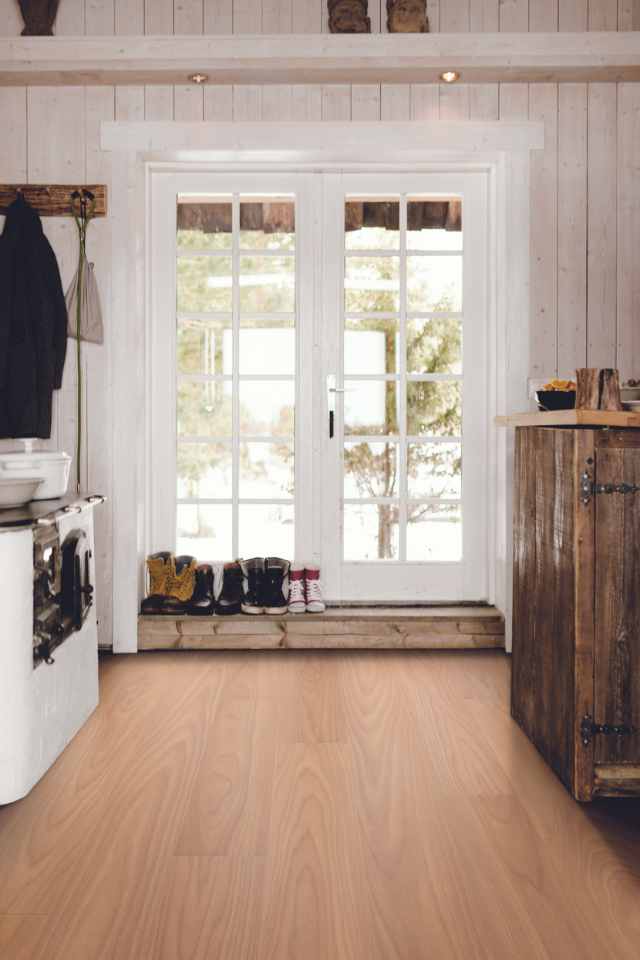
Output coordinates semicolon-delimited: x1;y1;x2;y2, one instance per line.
440;71;460;84
190;73;209;84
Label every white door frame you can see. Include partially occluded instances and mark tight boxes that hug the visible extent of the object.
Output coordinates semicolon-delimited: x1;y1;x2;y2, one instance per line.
102;121;542;652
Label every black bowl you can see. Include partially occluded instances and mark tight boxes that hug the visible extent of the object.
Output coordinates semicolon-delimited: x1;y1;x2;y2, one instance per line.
536;390;576;412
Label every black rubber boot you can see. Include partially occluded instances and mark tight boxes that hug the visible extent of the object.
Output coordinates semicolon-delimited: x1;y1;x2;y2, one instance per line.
217;562;244;616
187;564;215;616
262;557;290;614
240;557;265;614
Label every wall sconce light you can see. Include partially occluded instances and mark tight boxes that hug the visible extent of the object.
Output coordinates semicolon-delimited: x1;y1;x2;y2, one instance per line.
440;71;460;84
189;73;209;84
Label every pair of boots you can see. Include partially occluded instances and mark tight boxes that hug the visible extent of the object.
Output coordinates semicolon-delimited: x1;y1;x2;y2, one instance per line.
288;565;325;613
217;557;291;616
141;553;215;616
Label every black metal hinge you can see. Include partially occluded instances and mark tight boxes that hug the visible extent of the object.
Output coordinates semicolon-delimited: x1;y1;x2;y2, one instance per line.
580;714;638;747
580;467;640;506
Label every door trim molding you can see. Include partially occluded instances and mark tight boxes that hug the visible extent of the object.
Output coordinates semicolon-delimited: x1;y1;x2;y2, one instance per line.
105;121;540;652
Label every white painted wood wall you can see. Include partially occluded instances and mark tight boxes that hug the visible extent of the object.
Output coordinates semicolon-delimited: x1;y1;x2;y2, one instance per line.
1;0;640;646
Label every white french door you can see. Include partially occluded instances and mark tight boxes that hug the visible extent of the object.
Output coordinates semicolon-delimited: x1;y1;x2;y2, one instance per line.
149;168;489;603
321;173;489;602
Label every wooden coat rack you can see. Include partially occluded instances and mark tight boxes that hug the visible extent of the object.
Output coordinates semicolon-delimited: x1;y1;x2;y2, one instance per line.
0;185;108;218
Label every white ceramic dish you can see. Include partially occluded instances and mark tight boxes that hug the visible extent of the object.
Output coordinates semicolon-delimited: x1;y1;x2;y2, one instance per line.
0;450;71;500
0;477;44;509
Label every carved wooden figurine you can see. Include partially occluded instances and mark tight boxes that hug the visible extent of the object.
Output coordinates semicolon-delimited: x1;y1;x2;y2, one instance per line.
18;0;60;35
387;0;429;32
328;0;371;33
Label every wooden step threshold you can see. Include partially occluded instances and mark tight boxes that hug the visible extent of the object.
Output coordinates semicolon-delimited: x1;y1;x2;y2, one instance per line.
138;605;505;652
593;764;640;798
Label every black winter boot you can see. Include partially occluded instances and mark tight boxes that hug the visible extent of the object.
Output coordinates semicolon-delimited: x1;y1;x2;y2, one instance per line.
187;564;215;616
217;562;243;616
262;557;290;614
240;557;265;614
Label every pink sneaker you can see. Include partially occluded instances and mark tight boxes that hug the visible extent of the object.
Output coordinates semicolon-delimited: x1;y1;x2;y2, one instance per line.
305;567;325;613
288;565;306;614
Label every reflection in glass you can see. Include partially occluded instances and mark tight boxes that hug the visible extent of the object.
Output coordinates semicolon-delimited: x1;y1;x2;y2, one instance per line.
406;503;462;562
345;257;400;313
239;504;294;559
407;199;462;251
239;326;295;376
344;442;397;499
177;201;233;251
344;381;398;436
178;318;232;376
239;256;295;313
407;381;461;437
177;256;233;313
240;200;295;251
345;200;400;250
407;442;461;499
407;317;462;375
177;381;232;437
239;381;295;436
345;317;398;375
177;503;232;560
177;443;232;499
239;442;294;499
344;503;399;561
407;256;462;313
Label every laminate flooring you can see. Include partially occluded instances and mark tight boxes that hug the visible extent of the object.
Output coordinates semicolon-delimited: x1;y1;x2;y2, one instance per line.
1;651;639;959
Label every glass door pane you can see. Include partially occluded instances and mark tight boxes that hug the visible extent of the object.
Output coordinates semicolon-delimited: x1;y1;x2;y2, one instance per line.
175;193;296;560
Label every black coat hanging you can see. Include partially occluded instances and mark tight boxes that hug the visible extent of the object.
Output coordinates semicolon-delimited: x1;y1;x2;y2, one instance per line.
0;194;68;439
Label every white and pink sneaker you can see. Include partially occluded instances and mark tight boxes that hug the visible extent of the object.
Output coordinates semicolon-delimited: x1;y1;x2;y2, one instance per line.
288;565;306;614
305;567;325;613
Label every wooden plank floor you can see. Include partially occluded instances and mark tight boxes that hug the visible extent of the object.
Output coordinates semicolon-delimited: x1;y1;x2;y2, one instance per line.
1;650;639;959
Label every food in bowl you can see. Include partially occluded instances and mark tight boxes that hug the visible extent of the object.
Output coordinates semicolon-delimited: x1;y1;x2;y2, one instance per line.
536;379;576;411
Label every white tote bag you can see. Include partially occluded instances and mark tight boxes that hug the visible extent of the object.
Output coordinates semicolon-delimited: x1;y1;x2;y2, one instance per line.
65;253;104;345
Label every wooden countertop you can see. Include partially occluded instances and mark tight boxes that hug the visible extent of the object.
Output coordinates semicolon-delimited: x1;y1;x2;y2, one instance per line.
495;410;640;428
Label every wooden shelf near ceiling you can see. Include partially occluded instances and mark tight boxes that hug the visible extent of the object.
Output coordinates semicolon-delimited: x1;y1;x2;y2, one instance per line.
138;605;505;651
0;32;639;87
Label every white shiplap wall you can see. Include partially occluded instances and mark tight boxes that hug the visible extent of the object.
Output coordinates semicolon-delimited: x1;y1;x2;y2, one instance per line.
1;0;640;646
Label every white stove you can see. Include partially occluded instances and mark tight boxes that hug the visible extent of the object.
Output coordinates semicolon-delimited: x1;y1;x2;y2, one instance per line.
0;494;104;805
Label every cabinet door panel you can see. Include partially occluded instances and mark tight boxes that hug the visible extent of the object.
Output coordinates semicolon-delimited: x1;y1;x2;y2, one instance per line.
594;446;640;763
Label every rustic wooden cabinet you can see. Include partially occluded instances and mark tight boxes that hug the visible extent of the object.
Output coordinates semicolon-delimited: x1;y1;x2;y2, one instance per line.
511;424;640;801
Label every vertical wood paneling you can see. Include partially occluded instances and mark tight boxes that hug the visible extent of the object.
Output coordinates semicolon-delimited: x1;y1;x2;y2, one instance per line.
233;0;262;32
428;0;441;30
262;84;293;119
381;85;411;121
410;85;440;121
588;0;618;27
174;0;204;32
85;0;115;34
441;0;470;30
587;83;617;367
204;0;233;31
174;84;205;120
290;85;323;120
529;84;559;377
351;85;381;121
204;86;234;119
85;86;115;648
233;85;262;119
617;0;640;28
292;0;322;31
115;0;144;33
439;84;470;120
470;0;500;30
262;0;292;31
55;0;85;34
499;82;529;120
469;84;499;120
529;0;558;29
322;86;352;121
617;83;640;380
115;87;145;120
557;83;588;372
499;0;529;30
0;0;23;34
144;86;174;120
559;0;588;28
145;0;173;32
